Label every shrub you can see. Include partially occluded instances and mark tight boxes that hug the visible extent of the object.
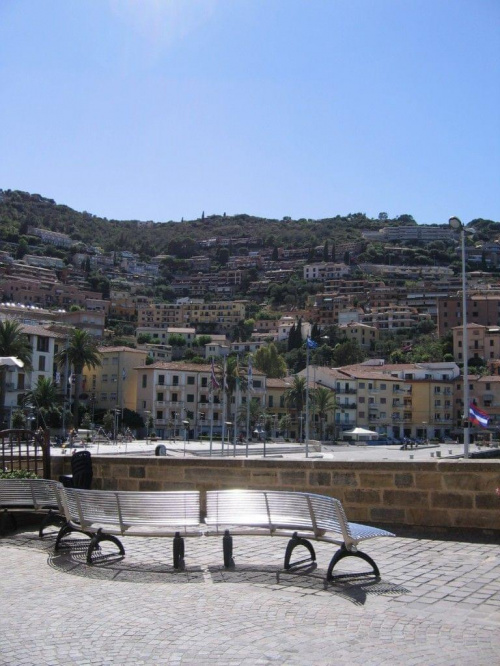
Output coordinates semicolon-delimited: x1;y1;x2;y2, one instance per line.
0;470;39;479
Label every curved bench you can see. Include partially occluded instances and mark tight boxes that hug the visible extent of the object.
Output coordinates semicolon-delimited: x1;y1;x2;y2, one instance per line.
205;489;394;581
56;488;201;569
0;479;65;537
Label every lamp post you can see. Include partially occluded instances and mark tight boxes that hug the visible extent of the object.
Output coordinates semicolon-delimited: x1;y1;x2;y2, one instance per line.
449;216;470;459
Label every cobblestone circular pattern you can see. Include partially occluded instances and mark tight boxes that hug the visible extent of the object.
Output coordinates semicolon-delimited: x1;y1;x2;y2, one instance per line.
1;528;499;665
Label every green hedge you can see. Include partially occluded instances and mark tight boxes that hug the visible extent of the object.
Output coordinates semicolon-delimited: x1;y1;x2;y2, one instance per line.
0;470;39;479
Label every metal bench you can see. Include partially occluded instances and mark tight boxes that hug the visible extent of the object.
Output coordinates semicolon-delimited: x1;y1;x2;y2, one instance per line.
56;488;201;569
205;489;394;581
0;479;65;537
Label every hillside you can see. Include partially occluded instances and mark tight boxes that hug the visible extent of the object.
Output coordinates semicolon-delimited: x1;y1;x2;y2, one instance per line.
0;189;421;257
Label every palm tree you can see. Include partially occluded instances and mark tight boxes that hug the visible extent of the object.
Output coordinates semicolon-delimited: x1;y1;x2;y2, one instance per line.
220;356;247;422
55;329;102;428
237;397;265;435
0;319;32;428
23;376;61;429
312;386;338;441
284;375;307;440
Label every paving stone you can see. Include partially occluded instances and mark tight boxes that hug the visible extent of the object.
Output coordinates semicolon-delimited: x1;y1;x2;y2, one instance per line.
0;525;499;665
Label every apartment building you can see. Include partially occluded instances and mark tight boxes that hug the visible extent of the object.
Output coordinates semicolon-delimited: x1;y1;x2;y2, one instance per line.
311;293;351;327
437;293;500;337
135;361;266;439
2;323;61;428
82;346;148;416
303;263;350;282
338;322;379;350
452;323;500;364
361;305;427;332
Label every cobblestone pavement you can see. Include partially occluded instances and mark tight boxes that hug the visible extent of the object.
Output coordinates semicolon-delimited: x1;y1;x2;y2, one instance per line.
1;524;499;665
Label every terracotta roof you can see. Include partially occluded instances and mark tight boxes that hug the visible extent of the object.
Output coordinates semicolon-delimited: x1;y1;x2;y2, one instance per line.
20;323;61;338
98;346;147;353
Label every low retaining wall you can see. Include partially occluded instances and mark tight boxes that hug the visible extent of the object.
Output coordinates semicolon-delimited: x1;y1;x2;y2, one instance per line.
51;456;500;532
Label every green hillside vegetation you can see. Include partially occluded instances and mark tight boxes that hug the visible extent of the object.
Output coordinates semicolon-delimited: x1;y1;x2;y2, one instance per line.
1;189;422;258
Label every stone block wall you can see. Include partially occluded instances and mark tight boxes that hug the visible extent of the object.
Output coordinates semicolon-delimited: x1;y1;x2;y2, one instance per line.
51;456;500;531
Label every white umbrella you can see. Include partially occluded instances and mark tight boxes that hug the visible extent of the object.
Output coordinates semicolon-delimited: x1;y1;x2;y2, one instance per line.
0;356;24;368
343;427;379;437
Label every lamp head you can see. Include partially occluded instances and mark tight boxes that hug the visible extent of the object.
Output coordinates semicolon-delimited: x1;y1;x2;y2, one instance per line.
449;216;462;230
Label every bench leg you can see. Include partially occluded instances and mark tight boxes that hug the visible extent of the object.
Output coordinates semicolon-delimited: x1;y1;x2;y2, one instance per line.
39;510;66;538
0;509;17;536
173;532;185;571
223;529;234;568
326;543;380;581
54;522;77;550
87;528;125;564
284;532;316;570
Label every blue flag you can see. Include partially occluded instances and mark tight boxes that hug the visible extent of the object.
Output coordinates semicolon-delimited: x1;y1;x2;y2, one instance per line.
306;337;318;349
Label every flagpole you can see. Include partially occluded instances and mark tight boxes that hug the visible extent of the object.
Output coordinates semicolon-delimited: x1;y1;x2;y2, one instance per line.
233;358;239;457
221;357;227;456
209;385;214;457
305;343;310;459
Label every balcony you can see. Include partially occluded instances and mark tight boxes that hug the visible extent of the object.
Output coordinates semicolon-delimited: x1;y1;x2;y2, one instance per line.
336;388;357;395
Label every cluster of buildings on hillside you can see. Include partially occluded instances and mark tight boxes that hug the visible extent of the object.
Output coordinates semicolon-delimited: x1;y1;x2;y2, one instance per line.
3;224;500;441
3;320;500;444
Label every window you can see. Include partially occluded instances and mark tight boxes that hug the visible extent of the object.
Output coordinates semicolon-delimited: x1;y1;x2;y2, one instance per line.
172;393;178;402
156;410;163;420
268;395;274;408
201;377;208;387
38;356;46;371
158;375;165;385
359;411;365;418
187;394;194;403
380;384;386;390
173;375;179;386
187;376;195;385
254;380;262;388
101;392;107;400
157;392;164;401
359;382;365;389
110;392;117;401
37;337;49;352
142;375;147;388
358;397;365;403
380;397;386;404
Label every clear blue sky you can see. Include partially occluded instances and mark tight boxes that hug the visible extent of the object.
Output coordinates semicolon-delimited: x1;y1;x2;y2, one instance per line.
0;0;498;225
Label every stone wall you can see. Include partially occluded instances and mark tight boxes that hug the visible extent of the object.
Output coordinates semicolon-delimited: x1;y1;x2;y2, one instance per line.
51;456;500;531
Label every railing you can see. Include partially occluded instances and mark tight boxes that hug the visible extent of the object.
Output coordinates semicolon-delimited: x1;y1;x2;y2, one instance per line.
0;429;51;479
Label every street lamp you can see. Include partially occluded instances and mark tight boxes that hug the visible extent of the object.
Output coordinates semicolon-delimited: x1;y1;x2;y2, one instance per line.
449;216;470;459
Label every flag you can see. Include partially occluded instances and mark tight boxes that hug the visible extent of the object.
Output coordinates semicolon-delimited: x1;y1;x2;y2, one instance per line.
122;368;127;381
247;357;254;393
68;373;74;386
306;337;318;349
210;358;220;389
223;357;228;391
469;404;490;428
55;372;61;385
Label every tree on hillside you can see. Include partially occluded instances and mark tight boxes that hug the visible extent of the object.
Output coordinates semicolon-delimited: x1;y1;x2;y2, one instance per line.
253;343;287;378
331;339;365;366
55;329;102;428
